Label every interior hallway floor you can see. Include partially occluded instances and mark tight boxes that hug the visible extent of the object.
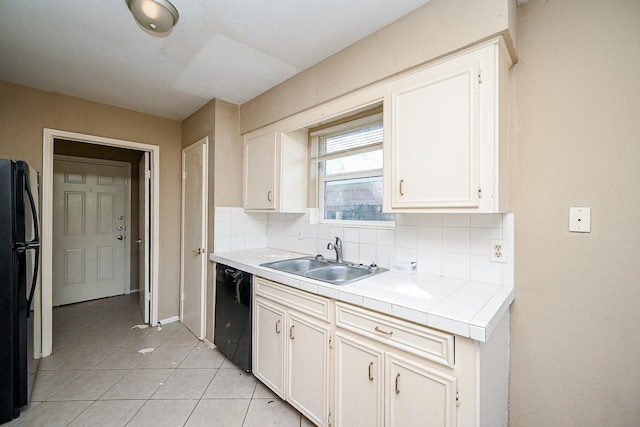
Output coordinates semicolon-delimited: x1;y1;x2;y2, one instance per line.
6;293;313;427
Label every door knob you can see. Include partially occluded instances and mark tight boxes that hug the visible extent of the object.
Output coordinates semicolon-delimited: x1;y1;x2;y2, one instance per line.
117;235;124;240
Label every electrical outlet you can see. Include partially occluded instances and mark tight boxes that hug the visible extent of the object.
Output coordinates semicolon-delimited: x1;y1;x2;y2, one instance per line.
490;239;507;263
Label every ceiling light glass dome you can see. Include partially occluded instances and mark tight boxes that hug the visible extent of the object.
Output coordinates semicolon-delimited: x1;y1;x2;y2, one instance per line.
127;0;179;33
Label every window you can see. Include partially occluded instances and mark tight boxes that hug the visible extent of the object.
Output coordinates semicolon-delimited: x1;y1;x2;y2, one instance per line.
311;113;394;225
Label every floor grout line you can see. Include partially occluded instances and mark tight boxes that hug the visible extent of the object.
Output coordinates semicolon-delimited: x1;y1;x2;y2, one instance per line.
13;293;310;427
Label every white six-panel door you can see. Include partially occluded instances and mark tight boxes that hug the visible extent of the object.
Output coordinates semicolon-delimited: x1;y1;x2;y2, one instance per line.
52;158;129;306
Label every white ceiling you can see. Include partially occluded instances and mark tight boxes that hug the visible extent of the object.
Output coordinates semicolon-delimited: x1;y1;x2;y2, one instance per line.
0;0;429;120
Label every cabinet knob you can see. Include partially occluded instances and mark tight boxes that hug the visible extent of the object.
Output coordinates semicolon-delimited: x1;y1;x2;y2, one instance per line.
289;324;295;340
267;190;273;202
275;319;281;334
368;362;374;381
399;179;405;196
395;373;401;394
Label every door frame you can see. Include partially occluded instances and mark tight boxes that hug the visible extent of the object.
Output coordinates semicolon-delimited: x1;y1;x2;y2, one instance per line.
180;137;208;339
139;152;151;323
42;128;160;357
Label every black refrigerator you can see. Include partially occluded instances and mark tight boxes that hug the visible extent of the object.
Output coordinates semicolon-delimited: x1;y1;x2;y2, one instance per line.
0;159;40;424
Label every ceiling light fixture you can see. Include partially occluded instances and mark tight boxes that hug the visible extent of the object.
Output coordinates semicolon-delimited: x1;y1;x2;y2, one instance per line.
126;0;179;33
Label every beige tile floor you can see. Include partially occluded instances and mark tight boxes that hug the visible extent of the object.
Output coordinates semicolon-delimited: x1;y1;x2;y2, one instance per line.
6;293;313;427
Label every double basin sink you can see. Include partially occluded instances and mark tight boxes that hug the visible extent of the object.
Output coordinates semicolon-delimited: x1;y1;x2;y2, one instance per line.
261;256;385;286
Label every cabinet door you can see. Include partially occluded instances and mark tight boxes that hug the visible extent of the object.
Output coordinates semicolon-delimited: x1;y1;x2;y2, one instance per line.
387;60;480;209
244;133;277;210
334;332;384;427
287;311;330;427
385;353;457;427
253;298;286;398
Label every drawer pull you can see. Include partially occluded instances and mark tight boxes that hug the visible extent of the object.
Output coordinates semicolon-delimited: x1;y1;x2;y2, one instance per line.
374;326;393;336
399;179;404;196
267;190;273;202
290;324;295;340
368;362;374;381
395;373;400;394
275;319;281;334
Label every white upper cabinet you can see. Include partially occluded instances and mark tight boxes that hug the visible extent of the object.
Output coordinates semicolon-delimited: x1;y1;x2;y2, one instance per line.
244;133;276;210
383;39;511;213
243;129;307;212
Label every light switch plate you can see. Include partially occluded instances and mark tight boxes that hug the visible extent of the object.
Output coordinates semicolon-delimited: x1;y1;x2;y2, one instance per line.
569;207;591;232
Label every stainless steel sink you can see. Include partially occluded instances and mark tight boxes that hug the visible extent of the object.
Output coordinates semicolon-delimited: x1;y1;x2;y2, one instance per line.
261;256;384;286
261;257;329;274
304;264;374;285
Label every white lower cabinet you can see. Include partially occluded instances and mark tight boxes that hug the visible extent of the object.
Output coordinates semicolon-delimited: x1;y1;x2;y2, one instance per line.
334;333;384;427
287;311;330;424
253;277;331;426
253;299;286;397
253;279;510;427
385;353;457;427
334;304;458;427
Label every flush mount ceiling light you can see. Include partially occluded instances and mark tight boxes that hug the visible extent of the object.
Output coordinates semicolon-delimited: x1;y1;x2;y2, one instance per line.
126;0;179;33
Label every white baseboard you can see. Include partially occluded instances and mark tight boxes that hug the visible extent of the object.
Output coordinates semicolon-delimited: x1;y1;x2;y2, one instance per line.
158;315;180;325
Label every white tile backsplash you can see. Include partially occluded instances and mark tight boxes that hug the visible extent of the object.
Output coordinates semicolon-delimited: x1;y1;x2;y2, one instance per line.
359;244;377;265
417;250;442;276
359;228;377;245
442;227;470;253
417;226;442;251
395;213;418;226
470;213;503;228
395;225;418;249
213;207;271;253
418;213;442;227
343;227;360;243
469;227;503;255
214;208;515;286
376;228;396;247
443;213;470;227
442;252;470;280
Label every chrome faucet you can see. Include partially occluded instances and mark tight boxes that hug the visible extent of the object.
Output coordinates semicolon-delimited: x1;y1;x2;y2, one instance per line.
327;236;343;263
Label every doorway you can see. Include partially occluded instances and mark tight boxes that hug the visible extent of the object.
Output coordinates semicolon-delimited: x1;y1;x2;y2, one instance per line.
41;129;160;357
52;156;131;306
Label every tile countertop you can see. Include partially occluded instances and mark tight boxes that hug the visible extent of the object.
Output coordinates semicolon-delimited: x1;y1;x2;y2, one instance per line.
210;248;514;343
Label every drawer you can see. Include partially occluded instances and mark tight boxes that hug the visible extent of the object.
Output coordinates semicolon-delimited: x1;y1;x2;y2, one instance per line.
255;276;331;322
335;302;454;367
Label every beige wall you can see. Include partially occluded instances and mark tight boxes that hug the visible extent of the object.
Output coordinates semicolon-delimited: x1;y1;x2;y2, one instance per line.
182;98;242;341
240;0;516;133
213;99;243;208
182;97;242;211
508;0;640;425
0;81;183;320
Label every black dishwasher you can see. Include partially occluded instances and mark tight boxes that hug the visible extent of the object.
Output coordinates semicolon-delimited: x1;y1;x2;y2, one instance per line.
214;263;252;372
